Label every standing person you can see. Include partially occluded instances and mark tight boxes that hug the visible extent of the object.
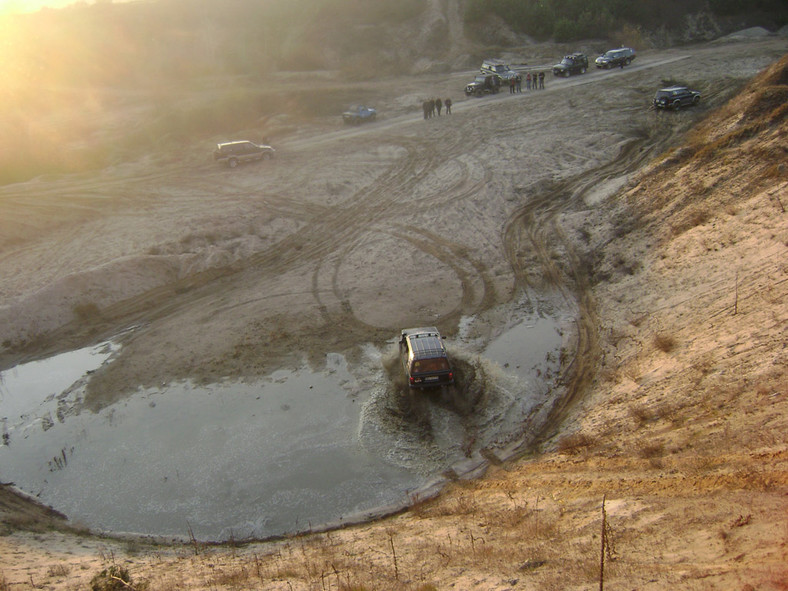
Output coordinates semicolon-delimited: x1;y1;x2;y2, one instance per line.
435;97;443;116
515;74;522;93
526;72;532;91
509;77;516;94
444;97;452;114
539;70;545;89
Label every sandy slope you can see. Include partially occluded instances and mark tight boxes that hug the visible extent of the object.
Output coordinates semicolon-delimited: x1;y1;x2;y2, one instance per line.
0;36;786;590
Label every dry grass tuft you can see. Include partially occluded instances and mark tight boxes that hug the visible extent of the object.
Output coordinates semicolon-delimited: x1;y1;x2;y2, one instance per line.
46;564;70;577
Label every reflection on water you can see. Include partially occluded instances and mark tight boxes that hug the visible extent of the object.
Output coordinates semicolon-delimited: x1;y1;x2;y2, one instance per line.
0;342;118;424
483;316;561;382
1;354;419;540
0;311;566;541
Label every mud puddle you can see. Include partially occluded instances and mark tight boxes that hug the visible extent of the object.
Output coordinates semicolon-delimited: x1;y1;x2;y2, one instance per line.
0;311;565;541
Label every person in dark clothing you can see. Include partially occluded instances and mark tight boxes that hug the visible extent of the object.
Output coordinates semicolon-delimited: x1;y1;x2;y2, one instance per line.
423;98;435;119
538;71;545;89
444;97;452;114
436;97;443;115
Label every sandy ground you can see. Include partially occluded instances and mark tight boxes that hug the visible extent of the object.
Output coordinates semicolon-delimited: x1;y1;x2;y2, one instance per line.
0;34;787;590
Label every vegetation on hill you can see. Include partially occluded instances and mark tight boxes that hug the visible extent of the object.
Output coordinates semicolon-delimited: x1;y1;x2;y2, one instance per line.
1;0;785;87
466;0;787;42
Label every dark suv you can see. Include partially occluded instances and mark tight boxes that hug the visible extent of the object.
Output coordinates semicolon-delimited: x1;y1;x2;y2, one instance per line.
653;86;701;110
552;53;588;77
399;327;454;389
465;74;501;97
214;141;275;168
595;47;636;69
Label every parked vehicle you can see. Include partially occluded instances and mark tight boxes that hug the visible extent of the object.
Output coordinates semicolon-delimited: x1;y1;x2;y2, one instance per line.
480;59;518;83
343;105;377;125
465;74;501;97
552;53;588;77
653;86;701;110
399;327;454;389
213;141;275;168
595;47;636;69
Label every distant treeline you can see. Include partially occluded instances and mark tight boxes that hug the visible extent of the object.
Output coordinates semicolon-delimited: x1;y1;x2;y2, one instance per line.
2;0;785;89
465;0;788;41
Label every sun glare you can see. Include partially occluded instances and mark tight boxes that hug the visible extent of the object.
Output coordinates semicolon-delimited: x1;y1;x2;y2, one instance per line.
0;1;89;15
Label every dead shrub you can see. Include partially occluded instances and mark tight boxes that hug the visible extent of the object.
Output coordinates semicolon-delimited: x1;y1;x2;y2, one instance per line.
629;404;654;427
688;207;711;227
654;333;677;353
73;301;101;322
453;493;479;515
762;161;786;180
338;584;372;591
408;492;437;518
693;353;716;377
88;565;145;591
639;441;664;459
669;204;714;236
742;86;788;122
208;565;252;587
557;432;596;455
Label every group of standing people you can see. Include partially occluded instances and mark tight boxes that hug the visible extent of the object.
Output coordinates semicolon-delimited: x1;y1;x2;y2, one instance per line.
423;97;452;119
509;71;546;93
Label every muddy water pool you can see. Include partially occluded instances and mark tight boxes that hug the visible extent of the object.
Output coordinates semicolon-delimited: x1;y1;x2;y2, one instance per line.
0;313;564;541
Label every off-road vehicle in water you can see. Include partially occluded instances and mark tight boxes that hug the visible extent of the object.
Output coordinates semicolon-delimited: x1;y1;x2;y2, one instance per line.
399;327;454;389
552;53;588;77
465;74;501;97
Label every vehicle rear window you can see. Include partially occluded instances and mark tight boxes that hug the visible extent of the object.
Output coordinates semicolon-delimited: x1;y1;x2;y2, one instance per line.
412;358;450;374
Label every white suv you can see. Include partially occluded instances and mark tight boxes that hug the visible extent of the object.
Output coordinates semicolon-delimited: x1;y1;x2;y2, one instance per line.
213;141;275;168
480;59;518;82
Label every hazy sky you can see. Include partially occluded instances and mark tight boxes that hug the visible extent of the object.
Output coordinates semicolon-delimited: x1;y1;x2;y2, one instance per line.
0;0;126;15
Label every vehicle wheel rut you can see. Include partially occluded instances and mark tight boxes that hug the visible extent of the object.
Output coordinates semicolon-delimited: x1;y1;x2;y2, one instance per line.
503;125;685;448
